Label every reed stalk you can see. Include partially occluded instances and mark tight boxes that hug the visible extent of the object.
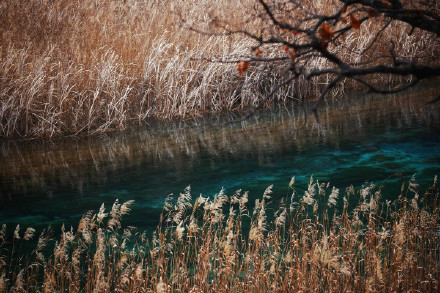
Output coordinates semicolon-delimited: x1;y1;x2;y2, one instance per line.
1;0;438;138
0;176;438;292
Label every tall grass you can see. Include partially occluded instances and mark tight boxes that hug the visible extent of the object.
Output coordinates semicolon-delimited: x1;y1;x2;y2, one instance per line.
1;84;439;199
0;176;438;292
1;0;439;138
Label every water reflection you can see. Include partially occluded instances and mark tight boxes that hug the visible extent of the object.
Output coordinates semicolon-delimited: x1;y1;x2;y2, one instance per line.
0;85;439;229
1;86;439;200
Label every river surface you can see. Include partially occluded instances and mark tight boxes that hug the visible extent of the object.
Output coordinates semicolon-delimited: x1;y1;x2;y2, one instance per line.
1;85;439;232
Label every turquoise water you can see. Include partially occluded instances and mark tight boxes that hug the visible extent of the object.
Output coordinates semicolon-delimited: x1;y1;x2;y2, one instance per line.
0;86;439;233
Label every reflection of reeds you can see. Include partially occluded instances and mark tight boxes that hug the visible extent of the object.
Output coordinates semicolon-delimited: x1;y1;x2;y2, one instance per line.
1;86;439;199
1;0;439;138
0;177;438;292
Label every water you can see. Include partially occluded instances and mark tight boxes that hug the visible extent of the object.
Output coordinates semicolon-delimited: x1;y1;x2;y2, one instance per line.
1;85;439;233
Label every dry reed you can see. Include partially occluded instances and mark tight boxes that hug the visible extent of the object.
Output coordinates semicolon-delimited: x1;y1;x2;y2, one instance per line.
1;0;439;138
1;84;439;199
0;176;438;292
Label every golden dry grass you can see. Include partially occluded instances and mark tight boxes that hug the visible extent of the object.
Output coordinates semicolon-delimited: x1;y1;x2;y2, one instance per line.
0;176;438;292
0;0;255;137
0;0;439;138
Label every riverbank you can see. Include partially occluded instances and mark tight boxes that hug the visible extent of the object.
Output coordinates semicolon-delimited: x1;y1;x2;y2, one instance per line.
1;0;439;138
0;178;438;292
1;84;439;238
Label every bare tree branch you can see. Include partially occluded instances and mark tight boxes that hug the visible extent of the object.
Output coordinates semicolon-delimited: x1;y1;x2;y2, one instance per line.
201;0;440;120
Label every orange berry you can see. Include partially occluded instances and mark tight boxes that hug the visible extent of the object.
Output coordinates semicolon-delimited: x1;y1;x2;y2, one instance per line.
318;25;334;42
289;52;296;61
237;61;250;78
350;14;361;29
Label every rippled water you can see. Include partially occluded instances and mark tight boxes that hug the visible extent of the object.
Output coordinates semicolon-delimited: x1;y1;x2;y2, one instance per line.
1;85;439;232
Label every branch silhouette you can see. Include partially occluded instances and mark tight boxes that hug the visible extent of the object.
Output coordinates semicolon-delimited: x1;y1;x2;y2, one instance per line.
203;0;440;120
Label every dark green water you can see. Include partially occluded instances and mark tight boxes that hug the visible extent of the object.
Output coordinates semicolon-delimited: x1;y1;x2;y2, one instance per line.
0;86;439;233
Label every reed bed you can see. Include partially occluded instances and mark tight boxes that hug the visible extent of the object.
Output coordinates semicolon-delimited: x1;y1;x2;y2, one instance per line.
0;0;293;138
2;85;439;199
0;176;438;292
1;0;439;138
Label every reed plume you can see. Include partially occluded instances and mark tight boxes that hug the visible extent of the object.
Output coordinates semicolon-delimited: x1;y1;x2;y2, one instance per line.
1;175;438;292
